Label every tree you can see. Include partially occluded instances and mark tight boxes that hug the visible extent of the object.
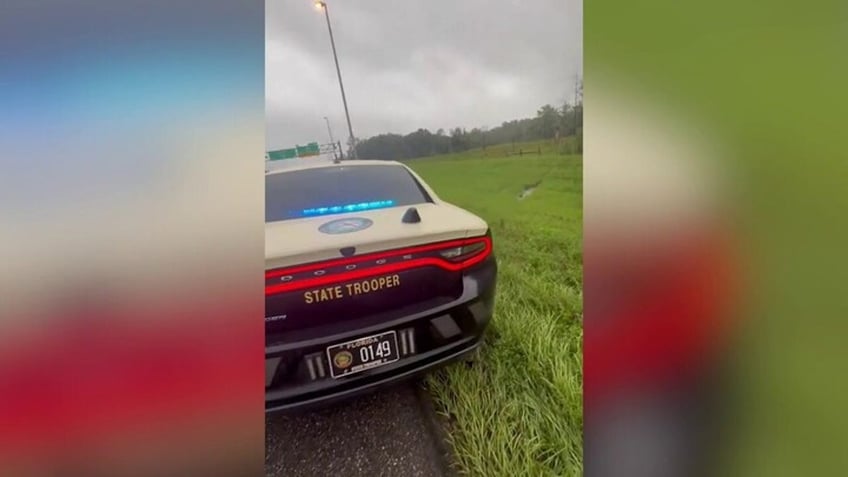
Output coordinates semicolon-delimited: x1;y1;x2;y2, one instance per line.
351;89;582;160
450;127;466;153
405;128;434;158
534;104;560;139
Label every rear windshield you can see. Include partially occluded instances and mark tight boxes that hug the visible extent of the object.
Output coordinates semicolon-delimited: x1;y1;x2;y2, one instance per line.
266;164;432;222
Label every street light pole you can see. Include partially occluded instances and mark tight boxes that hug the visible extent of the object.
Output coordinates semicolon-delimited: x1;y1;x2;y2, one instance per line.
323;116;337;159
316;1;357;159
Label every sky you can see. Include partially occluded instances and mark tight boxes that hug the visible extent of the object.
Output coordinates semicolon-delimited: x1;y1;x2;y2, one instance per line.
266;0;582;150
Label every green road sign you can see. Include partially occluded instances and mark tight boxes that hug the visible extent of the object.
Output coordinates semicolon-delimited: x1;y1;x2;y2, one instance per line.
296;142;320;157
267;142;320;160
267;148;297;160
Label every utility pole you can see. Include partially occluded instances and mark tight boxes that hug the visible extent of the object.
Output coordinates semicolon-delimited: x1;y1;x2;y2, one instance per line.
324;116;336;159
573;74;582;136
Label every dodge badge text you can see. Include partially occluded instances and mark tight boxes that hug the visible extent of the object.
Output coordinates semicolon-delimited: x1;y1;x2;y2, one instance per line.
304;274;401;303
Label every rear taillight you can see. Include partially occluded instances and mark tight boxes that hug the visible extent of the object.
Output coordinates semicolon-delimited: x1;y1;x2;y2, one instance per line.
439;240;487;261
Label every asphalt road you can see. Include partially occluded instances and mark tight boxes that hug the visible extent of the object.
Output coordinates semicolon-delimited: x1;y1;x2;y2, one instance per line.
265;381;454;477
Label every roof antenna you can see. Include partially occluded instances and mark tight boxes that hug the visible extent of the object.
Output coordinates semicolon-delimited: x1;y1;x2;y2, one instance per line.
402;207;421;224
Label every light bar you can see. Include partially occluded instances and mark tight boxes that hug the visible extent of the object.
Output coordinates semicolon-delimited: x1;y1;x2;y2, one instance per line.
301;199;395;217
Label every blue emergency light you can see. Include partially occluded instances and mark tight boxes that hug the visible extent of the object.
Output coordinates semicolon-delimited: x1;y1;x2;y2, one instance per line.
301;199;395;217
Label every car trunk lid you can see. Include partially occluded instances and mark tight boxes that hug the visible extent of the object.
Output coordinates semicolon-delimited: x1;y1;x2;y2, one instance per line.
264;203;490;339
265;203;486;269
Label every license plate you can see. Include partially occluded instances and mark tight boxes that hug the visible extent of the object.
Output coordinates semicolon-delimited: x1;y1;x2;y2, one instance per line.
326;330;399;379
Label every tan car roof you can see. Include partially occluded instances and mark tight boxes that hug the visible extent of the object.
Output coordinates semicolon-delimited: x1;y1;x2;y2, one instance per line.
267;158;406;174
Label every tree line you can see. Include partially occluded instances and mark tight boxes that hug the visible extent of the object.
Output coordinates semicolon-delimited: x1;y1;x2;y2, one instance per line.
352;93;582;161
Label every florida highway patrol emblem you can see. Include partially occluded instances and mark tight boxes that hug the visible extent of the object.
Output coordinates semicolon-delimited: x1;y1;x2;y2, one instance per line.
319;217;373;235
333;351;353;369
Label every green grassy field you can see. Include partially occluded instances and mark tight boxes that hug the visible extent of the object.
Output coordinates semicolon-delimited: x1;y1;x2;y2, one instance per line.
404;141;583;476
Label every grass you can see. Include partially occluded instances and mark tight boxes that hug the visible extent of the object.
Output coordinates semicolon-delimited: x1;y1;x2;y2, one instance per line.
403;141;583;476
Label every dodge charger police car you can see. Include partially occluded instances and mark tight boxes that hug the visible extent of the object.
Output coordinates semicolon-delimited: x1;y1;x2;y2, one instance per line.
265;158;497;412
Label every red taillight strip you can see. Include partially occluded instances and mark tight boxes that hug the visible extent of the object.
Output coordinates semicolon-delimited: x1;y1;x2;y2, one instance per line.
266;237;474;279
265;236;492;296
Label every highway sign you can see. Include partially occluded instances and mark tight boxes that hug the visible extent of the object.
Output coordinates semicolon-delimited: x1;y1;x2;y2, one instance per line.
296;142;320;157
267;148;297;160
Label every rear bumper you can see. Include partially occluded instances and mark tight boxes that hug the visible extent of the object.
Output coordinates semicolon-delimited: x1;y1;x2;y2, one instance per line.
266;334;484;414
265;256;496;413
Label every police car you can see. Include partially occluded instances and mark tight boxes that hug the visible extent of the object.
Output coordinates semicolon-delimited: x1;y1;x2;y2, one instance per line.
265;158;497;412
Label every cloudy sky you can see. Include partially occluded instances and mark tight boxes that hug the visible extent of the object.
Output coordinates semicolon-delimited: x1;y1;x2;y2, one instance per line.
266;0;582;150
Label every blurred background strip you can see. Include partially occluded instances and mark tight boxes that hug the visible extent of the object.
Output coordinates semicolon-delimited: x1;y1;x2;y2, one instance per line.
584;1;848;476
0;1;265;475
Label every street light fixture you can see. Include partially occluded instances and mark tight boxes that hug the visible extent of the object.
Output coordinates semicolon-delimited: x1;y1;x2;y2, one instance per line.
315;1;357;159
